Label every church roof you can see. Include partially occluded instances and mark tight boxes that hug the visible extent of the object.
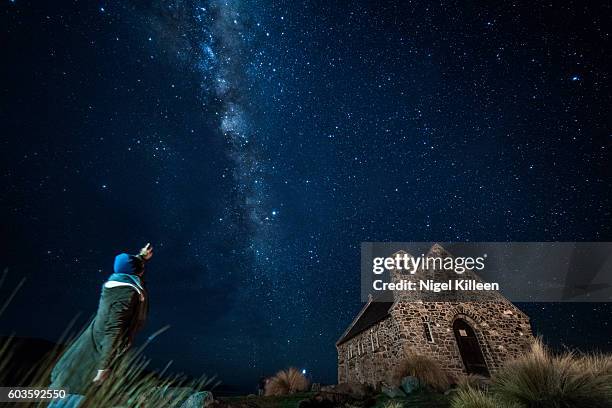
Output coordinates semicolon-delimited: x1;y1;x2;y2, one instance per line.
336;298;393;346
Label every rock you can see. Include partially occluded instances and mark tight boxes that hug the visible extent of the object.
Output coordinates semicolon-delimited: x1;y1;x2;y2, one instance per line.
400;376;420;395
180;391;214;408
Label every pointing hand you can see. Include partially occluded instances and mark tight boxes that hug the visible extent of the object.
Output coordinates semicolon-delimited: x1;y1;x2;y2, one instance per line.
139;243;154;261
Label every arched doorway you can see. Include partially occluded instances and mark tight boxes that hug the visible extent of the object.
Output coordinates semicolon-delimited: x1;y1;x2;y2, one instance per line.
453;319;490;376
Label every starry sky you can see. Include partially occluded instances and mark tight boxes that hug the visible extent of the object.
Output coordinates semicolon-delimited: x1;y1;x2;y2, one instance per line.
1;0;611;393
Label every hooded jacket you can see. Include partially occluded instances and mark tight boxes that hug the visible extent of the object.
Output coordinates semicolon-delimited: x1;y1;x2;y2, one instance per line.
50;254;149;394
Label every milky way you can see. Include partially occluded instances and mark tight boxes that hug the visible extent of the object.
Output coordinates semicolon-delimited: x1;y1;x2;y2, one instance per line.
192;1;278;275
188;0;291;372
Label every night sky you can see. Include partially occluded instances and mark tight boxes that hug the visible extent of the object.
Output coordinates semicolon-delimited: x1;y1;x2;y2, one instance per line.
1;0;611;393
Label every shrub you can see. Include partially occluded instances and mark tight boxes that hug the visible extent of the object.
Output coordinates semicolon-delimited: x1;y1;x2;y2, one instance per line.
391;353;450;392
451;387;520;408
492;339;612;408
264;367;309;396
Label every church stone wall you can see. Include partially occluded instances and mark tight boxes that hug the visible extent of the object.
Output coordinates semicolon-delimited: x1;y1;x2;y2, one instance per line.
390;301;533;379
337;300;533;386
337;317;402;385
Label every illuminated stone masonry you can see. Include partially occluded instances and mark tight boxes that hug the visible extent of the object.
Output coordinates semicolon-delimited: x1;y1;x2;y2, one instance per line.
336;245;533;386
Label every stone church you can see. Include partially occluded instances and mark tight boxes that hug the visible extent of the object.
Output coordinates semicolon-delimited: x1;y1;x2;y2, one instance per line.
336;244;533;385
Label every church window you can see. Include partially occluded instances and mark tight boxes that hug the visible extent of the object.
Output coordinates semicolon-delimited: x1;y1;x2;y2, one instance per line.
422;316;435;343
424;322;434;343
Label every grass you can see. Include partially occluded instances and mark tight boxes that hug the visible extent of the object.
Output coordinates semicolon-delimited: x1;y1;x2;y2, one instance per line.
264;368;310;396
381;401;405;408
451;339;612;408
493;339;612;408
391;353;451;392
78;349;215;407
450;388;520;408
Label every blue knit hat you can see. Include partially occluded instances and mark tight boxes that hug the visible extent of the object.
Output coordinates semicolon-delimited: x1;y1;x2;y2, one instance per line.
113;253;144;275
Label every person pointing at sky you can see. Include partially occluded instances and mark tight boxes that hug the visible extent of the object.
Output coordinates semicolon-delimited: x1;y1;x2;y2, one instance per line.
49;243;153;407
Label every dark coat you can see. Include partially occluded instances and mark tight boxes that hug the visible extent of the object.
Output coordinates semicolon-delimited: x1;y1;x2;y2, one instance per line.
50;283;148;394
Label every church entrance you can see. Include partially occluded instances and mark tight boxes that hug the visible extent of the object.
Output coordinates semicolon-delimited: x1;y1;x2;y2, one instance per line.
453;319;490;376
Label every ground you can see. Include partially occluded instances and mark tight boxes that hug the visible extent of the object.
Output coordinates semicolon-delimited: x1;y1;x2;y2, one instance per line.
219;392;451;408
220;393;313;408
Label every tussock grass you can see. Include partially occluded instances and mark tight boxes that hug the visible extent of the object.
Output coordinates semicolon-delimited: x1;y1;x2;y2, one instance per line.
264;367;309;396
79;350;215;408
450;339;612;408
382;401;405;408
391;353;451;392
451;388;519;408
492;339;612;408
577;353;612;376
